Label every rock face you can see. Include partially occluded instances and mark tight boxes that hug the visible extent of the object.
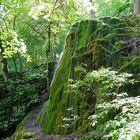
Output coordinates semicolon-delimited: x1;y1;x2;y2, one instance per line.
40;16;140;136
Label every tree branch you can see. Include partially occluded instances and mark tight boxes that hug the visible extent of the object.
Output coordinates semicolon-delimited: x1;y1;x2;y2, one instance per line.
24;21;46;40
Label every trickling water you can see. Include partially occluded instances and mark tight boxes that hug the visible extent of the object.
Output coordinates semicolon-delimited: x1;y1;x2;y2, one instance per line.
52;52;63;77
50;51;64;87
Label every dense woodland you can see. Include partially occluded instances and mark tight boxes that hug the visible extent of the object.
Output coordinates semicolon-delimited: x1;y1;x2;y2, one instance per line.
1;0;140;140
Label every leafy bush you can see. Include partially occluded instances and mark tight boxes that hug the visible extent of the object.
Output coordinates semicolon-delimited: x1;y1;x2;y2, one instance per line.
93;0;133;17
72;68;140;140
0;79;39;137
24;65;47;80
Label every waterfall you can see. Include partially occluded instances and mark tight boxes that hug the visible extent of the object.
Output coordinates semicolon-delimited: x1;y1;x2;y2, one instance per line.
50;51;64;87
50;52;63;86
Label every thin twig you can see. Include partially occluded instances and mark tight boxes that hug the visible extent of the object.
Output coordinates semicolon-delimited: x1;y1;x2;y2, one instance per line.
94;39;140;66
24;21;46;40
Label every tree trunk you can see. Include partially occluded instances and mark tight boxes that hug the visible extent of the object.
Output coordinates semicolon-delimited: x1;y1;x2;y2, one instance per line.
18;53;23;74
0;39;8;79
46;22;51;93
134;0;140;15
12;56;18;77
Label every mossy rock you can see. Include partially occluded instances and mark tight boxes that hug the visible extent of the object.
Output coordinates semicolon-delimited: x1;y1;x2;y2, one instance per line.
39;16;140;135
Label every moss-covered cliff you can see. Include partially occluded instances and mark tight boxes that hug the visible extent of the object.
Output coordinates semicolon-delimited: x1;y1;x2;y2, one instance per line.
40;15;140;139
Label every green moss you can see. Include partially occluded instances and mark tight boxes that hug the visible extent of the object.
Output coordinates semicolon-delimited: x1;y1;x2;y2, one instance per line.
39;16;140;136
119;57;140;74
132;135;140;140
118;57;140;96
35;101;49;125
5;131;40;140
42;39;76;133
16;131;34;140
15;114;29;131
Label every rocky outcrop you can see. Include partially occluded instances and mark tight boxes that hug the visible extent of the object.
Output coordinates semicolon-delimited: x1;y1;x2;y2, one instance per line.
40;15;140;136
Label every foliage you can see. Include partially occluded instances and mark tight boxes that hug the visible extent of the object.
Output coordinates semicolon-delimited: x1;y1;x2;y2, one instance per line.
92;0;133;17
28;0;87;23
24;64;48;80
1;28;31;61
0;0;89;75
74;68;140;140
87;68;135;102
0;79;39;137
0;62;49;138
59;68;135;135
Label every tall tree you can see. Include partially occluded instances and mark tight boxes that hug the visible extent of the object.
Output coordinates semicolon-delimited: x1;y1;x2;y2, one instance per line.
134;0;140;15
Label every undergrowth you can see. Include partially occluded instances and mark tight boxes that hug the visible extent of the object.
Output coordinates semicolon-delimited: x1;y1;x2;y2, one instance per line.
63;67;140;140
0;65;48;138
